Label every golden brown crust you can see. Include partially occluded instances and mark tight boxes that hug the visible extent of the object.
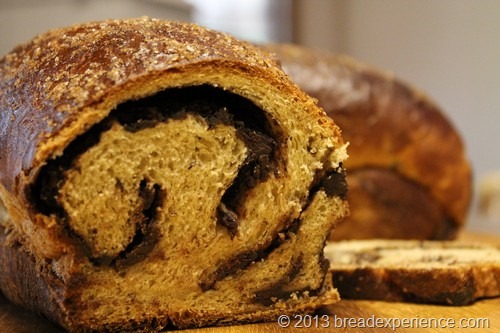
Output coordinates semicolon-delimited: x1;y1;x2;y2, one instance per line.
263;43;472;239
0;19;347;331
0;19;343;199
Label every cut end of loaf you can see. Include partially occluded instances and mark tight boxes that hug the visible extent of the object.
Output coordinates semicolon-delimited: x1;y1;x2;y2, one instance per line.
24;85;348;330
0;18;349;332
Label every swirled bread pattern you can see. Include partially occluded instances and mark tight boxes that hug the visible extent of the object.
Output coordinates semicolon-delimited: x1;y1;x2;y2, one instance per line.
0;19;348;331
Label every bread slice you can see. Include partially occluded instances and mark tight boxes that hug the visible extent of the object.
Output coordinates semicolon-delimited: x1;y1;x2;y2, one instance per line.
0;18;348;331
324;240;500;305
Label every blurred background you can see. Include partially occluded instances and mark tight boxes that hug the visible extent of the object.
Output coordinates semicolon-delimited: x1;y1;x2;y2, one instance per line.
0;0;499;234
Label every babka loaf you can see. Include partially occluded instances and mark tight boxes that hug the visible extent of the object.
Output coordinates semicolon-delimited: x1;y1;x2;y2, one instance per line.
0;18;349;331
262;44;472;240
325;240;500;305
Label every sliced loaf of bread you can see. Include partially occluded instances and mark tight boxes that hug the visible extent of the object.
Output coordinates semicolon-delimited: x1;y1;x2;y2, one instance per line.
0;18;348;331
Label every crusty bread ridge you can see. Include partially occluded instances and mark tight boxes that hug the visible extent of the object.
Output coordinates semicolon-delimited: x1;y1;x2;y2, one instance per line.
0;18;348;331
262;43;472;240
325;240;500;305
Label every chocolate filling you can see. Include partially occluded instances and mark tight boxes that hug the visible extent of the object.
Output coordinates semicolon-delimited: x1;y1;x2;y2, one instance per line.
216;203;239;238
221;127;275;212
109;179;166;269
30;85;278;267
312;165;348;200
199;250;262;291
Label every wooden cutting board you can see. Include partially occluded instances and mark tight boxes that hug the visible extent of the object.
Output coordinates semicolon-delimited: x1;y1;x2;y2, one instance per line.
1;231;499;333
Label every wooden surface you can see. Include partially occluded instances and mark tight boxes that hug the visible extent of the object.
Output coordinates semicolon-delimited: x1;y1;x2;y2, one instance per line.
1;231;499;333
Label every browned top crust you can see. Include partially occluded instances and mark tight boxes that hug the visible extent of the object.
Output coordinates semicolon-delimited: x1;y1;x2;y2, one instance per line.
263;43;472;228
0;18;342;201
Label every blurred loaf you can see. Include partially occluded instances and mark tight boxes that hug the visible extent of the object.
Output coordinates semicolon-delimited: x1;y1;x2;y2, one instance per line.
263;43;472;240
